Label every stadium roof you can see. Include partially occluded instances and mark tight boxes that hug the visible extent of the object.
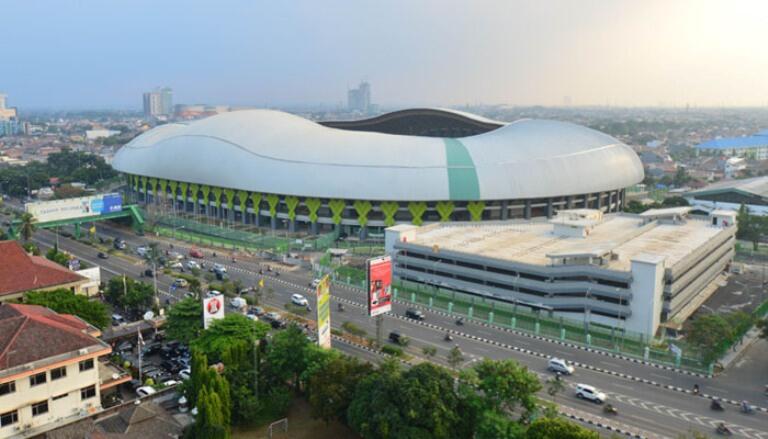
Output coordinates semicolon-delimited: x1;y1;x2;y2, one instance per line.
695;131;768;150
686;176;768;199
113;109;643;201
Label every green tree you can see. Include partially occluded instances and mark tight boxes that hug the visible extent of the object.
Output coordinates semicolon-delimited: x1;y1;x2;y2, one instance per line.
192;386;230;439
399;363;462;438
307;354;373;425
476;409;525;439
24;289;109;329
19;212;36;241
737;204;763;251
347;360;405;439
264;324;311;391
471;359;542;418
165;298;203;344
687;314;734;363
546;376;565;403
45;247;71;267
106;276;154;314
192;313;269;362
447;345;464;369
758;318;768;339
526;417;598;439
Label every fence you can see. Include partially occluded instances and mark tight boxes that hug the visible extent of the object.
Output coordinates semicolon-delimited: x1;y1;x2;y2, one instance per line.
319;263;710;374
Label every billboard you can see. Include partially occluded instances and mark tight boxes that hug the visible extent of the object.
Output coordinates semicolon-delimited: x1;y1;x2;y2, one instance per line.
366;256;393;317
203;296;225;329
25;193;122;223
316;275;332;349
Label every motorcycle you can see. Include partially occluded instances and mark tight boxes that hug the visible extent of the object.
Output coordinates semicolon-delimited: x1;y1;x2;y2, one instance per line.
603;404;618;415
711;400;724;411
740;402;755;414
444;333;453;342
338;303;345;312
716;423;733;436
456;318;464;326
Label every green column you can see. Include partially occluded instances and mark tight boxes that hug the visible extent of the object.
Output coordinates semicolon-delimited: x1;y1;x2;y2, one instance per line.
408;201;428;225
380;201;399;226
468;306;473;319
488;311;494;324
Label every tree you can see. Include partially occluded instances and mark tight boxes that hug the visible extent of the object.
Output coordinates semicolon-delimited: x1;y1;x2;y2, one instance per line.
526;417;598;439
19;212;36;241
471;359;542;418
264;324;311;391
398;363;462;438
192;386;229;439
105;276;154;315
422;346;437;358
475;409;525;439
307;354;373;425
737;204;763;251
758;318;768;339
447;345;464;369
46;247;72;267
347;360;406;439
166;298;203;344
25;289;109;329
546;376;565;403
687;314;733;363
192;313;270;362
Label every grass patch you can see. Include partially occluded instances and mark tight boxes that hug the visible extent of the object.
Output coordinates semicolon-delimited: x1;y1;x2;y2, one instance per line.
341;321;367;337
284;303;309;316
381;345;403;357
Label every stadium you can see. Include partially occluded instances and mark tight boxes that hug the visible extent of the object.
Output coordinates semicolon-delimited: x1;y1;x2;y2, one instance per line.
112;108;644;236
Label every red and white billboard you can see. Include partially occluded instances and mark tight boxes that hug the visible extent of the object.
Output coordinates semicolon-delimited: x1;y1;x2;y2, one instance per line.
366;256;393;317
203;296;225;329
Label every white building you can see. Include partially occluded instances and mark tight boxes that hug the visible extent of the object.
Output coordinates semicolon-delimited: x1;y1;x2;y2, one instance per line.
85;129;120;141
385;208;736;337
0;304;129;438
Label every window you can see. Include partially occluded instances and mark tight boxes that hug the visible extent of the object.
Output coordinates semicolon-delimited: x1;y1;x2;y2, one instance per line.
31;401;49;417
79;358;94;372
0;382;15;396
80;385;96;400
29;372;47;387
50;366;67;380
0;410;17;427
52;393;68;401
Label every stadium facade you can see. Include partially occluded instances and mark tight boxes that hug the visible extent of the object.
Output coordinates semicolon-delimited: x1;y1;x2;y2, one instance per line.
112;108;644;236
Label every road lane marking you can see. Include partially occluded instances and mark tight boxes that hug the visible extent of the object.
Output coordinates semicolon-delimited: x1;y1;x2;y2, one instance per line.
649;373;672;381
555;350;574;357
600;361;620;368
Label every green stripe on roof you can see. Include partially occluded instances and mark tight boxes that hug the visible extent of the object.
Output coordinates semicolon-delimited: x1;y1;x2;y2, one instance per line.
443;138;480;201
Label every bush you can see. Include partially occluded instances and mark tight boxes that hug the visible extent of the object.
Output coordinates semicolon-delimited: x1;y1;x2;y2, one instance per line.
381;345;403;357
341;321;367;337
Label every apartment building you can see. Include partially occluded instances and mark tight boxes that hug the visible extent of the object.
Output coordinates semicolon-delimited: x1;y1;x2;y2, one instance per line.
0;304;124;438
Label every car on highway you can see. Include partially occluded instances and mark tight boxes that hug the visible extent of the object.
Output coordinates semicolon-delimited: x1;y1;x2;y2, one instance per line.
405;309;425;321
173;278;189;288
136;386;157;398
186;260;200;270
388;330;408;345
189;248;204;258
211;263;227;274
113;238;127;250
136;246;148;257
143;269;154;277
98;252;109;259
548;358;575;375
310;279;321;288
291;294;309;307
575;384;606;404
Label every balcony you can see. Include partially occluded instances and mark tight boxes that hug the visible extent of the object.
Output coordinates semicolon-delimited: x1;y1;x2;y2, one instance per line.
99;359;131;391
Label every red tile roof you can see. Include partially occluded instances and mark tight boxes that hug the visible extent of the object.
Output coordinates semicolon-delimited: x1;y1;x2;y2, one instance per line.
0;240;86;297
0;303;105;370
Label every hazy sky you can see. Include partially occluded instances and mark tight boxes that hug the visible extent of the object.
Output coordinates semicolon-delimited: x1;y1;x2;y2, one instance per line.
4;0;768;109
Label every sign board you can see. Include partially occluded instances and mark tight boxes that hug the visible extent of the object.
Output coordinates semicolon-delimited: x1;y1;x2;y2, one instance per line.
316;275;332;349
366;256;393;317
25;193;122;223
203;296;225;329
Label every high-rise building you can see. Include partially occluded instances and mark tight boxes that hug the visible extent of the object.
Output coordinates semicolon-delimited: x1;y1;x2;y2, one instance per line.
0;93;19;137
348;81;371;113
0;93;17;120
142;87;173;118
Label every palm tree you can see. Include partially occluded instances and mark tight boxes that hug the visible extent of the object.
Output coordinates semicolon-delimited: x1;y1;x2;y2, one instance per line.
19;213;36;242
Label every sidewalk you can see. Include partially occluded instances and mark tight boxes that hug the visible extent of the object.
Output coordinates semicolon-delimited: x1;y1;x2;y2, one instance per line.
719;326;763;369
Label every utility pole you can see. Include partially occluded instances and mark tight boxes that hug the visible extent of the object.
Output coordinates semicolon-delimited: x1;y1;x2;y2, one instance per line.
375;315;383;348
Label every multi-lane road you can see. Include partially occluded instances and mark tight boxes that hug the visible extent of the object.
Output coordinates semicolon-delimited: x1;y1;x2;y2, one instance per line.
24;221;768;439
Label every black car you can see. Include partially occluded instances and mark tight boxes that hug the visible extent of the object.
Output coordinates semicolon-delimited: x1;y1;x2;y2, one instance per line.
143;269;154;277
141;343;162;356
388;330;404;344
405;309;425;321
98;252;109;259
161;360;182;374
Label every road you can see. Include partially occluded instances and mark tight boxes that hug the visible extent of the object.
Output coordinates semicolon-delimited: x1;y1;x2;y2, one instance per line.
25;223;768;439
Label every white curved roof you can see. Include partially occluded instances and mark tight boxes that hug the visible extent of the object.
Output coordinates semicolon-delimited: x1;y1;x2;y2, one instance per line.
112;109;643;201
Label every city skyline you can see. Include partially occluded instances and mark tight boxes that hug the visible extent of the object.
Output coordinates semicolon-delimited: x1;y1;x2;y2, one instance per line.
3;0;768;109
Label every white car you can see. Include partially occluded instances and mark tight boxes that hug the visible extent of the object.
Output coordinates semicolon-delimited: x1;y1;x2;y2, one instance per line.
186;260;200;270
161;379;180;387
136;386;157;397
575;384;606;404
178;368;191;380
291;294;309;307
173;278;189;288
168;261;183;270
310;279;321;288
548;358;575;375
206;290;222;298
211;263;227;274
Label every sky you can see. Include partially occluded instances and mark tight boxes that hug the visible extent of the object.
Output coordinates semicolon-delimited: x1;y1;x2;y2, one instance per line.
3;0;768;109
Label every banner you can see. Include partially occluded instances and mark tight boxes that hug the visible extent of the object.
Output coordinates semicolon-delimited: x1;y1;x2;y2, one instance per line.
25;192;122;223
203;296;225;329
366;256;393;317
316;275;331;349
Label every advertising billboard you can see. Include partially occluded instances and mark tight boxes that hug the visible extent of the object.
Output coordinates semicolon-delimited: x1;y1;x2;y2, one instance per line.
366;256;393;317
25;193;122;223
316;275;332;349
203;296;225;329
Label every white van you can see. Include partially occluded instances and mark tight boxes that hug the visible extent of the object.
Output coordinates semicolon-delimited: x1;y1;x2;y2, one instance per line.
547;358;575;375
